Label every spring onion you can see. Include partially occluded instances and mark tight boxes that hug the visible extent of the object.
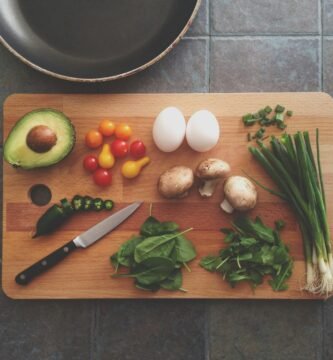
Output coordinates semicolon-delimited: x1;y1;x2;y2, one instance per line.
249;130;332;295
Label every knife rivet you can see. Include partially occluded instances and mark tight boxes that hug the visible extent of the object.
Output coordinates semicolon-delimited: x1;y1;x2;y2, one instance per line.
20;274;26;280
42;260;47;266
63;247;69;253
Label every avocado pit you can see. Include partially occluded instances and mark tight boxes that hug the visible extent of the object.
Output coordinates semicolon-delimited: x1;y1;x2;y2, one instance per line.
26;125;57;153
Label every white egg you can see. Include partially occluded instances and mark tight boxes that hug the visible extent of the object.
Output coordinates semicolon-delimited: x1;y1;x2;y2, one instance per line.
186;110;220;152
153;107;186;152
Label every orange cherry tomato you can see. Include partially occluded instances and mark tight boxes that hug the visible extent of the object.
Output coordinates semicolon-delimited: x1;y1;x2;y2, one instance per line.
85;130;103;149
115;123;132;140
99;119;116;137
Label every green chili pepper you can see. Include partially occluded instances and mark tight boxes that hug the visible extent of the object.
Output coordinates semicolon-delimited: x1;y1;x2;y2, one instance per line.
275;105;285;113
72;195;84;211
104;200;114;210
60;198;74;216
83;196;93;211
93;198;104;211
33;205;66;238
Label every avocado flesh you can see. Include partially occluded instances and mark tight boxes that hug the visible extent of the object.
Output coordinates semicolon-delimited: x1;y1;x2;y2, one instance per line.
4;108;75;169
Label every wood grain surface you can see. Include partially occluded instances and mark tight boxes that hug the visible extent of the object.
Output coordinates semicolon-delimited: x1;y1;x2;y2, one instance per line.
2;93;333;299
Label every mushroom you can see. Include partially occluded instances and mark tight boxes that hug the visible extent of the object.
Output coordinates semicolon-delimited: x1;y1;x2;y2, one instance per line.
195;159;231;197
220;176;257;213
158;166;194;199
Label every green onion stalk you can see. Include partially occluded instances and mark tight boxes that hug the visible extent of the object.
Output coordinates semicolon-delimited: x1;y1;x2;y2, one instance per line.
249;130;333;295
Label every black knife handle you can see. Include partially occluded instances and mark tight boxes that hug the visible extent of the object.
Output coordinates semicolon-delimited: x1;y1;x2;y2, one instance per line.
15;240;77;285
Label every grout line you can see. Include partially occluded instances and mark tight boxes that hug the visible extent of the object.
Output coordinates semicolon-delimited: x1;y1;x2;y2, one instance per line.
207;34;321;39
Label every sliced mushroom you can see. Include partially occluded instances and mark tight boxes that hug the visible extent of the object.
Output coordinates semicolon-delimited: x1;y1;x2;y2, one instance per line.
220;176;257;213
195;158;231;197
158;166;194;199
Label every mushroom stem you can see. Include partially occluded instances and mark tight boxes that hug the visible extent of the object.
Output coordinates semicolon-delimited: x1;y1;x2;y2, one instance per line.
199;179;220;197
220;198;234;214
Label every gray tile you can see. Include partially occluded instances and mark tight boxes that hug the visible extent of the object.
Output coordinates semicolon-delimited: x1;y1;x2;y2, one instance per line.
323;37;333;96
94;300;206;360
211;0;319;35
208;300;323;360
0;292;93;360
324;298;333;359
210;37;320;92
324;0;333;35
186;0;209;36
98;38;209;93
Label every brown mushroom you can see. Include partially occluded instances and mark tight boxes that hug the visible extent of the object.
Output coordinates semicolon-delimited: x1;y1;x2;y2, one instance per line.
158;166;194;199
195;158;231;197
220;176;257;213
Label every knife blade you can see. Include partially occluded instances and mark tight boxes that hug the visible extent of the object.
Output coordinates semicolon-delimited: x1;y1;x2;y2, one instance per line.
15;201;142;285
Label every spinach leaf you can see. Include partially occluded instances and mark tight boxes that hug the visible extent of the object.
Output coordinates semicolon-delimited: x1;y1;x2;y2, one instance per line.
117;235;145;267
134;231;187;263
160;269;183;291
173;234;197;263
140;216;160;236
140;216;179;236
112;257;174;285
135;281;161;292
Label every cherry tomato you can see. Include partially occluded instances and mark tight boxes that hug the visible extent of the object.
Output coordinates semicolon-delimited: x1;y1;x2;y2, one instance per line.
115;123;132;140
93;168;112;187
130;140;146;159
85;130;103;149
83;155;98;172
99;119;116;137
111;139;129;158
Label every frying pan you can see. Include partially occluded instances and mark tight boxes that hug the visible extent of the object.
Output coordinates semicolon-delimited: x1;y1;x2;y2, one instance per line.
0;0;200;82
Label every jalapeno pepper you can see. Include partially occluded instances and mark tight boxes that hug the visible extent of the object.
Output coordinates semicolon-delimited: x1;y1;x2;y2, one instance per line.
93;198;104;211
33;205;66;238
83;196;93;211
33;195;115;238
72;195;84;211
104;199;114;210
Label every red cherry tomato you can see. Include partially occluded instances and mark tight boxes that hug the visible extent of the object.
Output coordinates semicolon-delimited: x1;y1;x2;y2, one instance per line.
111;139;129;158
83;155;99;172
130;140;146;159
93;168;112;187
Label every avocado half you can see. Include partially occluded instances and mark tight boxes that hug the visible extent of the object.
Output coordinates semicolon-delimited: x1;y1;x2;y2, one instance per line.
4;108;76;169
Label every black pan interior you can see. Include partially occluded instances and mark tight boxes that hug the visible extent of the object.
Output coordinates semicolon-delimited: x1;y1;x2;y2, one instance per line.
0;0;198;79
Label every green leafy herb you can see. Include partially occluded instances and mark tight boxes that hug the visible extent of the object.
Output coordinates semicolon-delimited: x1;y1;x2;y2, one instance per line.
200;216;293;291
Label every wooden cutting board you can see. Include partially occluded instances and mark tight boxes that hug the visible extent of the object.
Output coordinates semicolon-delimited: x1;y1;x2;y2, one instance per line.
3;93;333;300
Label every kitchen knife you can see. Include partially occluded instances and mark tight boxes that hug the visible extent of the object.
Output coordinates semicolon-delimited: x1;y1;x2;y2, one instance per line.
15;201;142;285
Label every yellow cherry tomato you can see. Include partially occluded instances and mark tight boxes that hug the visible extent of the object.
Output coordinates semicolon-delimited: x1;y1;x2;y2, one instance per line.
98;144;115;169
121;156;150;179
85;130;103;149
115;123;132;140
99;119;116;137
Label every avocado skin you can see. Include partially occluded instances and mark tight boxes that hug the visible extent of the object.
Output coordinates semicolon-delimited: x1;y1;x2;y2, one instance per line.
4;108;76;170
